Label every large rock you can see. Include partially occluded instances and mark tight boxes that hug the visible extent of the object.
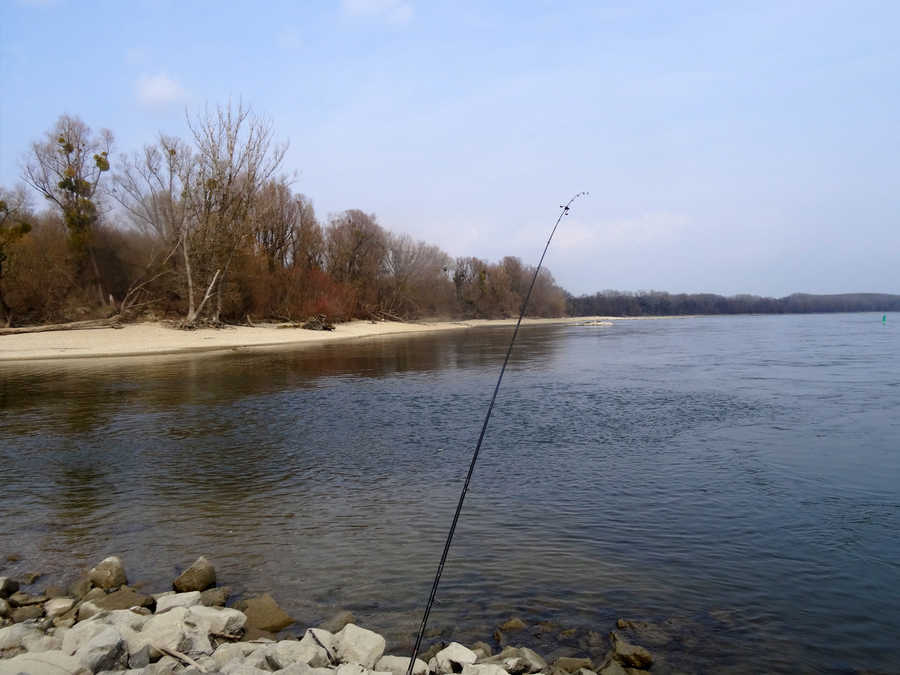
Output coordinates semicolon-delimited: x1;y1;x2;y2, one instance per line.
8;591;45;606
376;654;429;675
190;605;247;635
462;665;509;675
481;646;546;674
0;650;87;675
139;606;213;658
156;590;203;613
44;597;76;619
609;632;652;669
0;578;19;599
432;642;478;674
174;556;216;592
237;593;295;633
77;600;103;622
200;585;232;607
74;625;127;672
69;576;92;600
319;609;355;634
264;637;335;670
333;623;386;668
93;587;154;612
11;605;43;622
89;557;127;590
212;641;261;669
0;622;44;650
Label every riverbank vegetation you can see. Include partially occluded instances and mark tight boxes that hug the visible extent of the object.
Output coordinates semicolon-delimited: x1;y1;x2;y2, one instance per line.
0;104;566;328
2;104;897;329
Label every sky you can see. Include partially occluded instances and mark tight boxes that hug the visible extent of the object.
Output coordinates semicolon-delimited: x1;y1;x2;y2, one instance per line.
2;0;898;297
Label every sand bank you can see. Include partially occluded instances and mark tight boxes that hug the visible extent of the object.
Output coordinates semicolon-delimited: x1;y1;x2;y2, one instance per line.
0;317;617;362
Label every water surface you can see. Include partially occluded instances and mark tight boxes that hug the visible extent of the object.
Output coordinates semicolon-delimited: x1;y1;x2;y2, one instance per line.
1;314;898;673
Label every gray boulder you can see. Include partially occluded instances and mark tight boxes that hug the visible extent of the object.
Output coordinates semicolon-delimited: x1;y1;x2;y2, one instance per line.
0;622;44;650
190;605;247;635
11;605;43;622
461;665;509;675
376;654;429;675
200;585;232;607
174;556;217;592
156;591;203;613
432;642;478;674
74;625;127;672
140;606;213;659
333;623;386;668
0;650;88;675
89;556;127;590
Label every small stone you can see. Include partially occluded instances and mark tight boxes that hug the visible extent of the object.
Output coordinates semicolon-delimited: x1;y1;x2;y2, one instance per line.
44;597;76;618
597;660;627;675
43;585;67;599
89;557;127;590
237;593;295;633
12;605;44;622
553;657;594;673
609;632;652;669
319;609;355;634
499;617;527;632
0;599;9;617
200;585;232;607
0;578;19;599
470;641;492;659
333;623;386;668
22;572;42;585
173;556;216;592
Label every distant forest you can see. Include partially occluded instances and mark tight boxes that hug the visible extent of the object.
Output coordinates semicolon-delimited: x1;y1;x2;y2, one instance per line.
567;291;900;317
1;104;895;329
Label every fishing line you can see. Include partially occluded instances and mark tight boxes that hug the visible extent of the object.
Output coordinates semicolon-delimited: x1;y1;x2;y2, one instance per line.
406;192;589;674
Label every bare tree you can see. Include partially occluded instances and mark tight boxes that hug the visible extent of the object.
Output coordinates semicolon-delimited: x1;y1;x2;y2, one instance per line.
325;209;387;315
185;101;288;323
23;115;112;305
381;233;452;317
0;186;33;327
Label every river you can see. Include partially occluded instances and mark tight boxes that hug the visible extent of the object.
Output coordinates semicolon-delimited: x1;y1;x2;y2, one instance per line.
1;314;898;673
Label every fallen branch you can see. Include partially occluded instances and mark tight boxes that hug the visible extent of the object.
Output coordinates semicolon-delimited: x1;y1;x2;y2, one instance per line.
0;318;122;336
153;644;207;672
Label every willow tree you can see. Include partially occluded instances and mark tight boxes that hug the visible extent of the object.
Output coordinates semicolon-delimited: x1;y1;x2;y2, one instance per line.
23;115;112;305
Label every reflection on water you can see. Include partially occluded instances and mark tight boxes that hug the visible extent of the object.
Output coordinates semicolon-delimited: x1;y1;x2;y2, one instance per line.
2;317;899;673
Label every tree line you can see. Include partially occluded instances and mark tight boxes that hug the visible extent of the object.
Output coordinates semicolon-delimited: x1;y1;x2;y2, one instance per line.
0;103;567;328
567;290;900;317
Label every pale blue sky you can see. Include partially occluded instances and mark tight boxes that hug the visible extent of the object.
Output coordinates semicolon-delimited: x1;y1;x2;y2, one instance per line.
2;0;898;296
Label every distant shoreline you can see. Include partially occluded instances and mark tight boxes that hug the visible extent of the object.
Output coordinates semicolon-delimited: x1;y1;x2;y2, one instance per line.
0;316;657;363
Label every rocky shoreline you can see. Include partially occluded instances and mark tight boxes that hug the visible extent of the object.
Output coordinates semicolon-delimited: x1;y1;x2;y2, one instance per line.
0;556;657;675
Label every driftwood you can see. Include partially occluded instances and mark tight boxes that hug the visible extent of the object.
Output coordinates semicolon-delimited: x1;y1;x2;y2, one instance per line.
153;644;207;672
302;314;335;331
0;317;122;336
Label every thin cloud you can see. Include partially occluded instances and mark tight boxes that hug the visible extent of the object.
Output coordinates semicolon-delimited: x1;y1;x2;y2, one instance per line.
135;73;187;106
341;0;413;26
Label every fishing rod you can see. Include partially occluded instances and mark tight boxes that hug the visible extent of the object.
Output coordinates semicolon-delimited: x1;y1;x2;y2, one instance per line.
406;192;589;675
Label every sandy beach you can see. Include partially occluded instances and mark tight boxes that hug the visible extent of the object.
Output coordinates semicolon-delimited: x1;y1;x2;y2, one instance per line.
0;317;616;362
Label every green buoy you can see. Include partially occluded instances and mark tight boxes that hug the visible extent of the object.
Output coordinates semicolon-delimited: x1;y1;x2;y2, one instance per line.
883;314;887;324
